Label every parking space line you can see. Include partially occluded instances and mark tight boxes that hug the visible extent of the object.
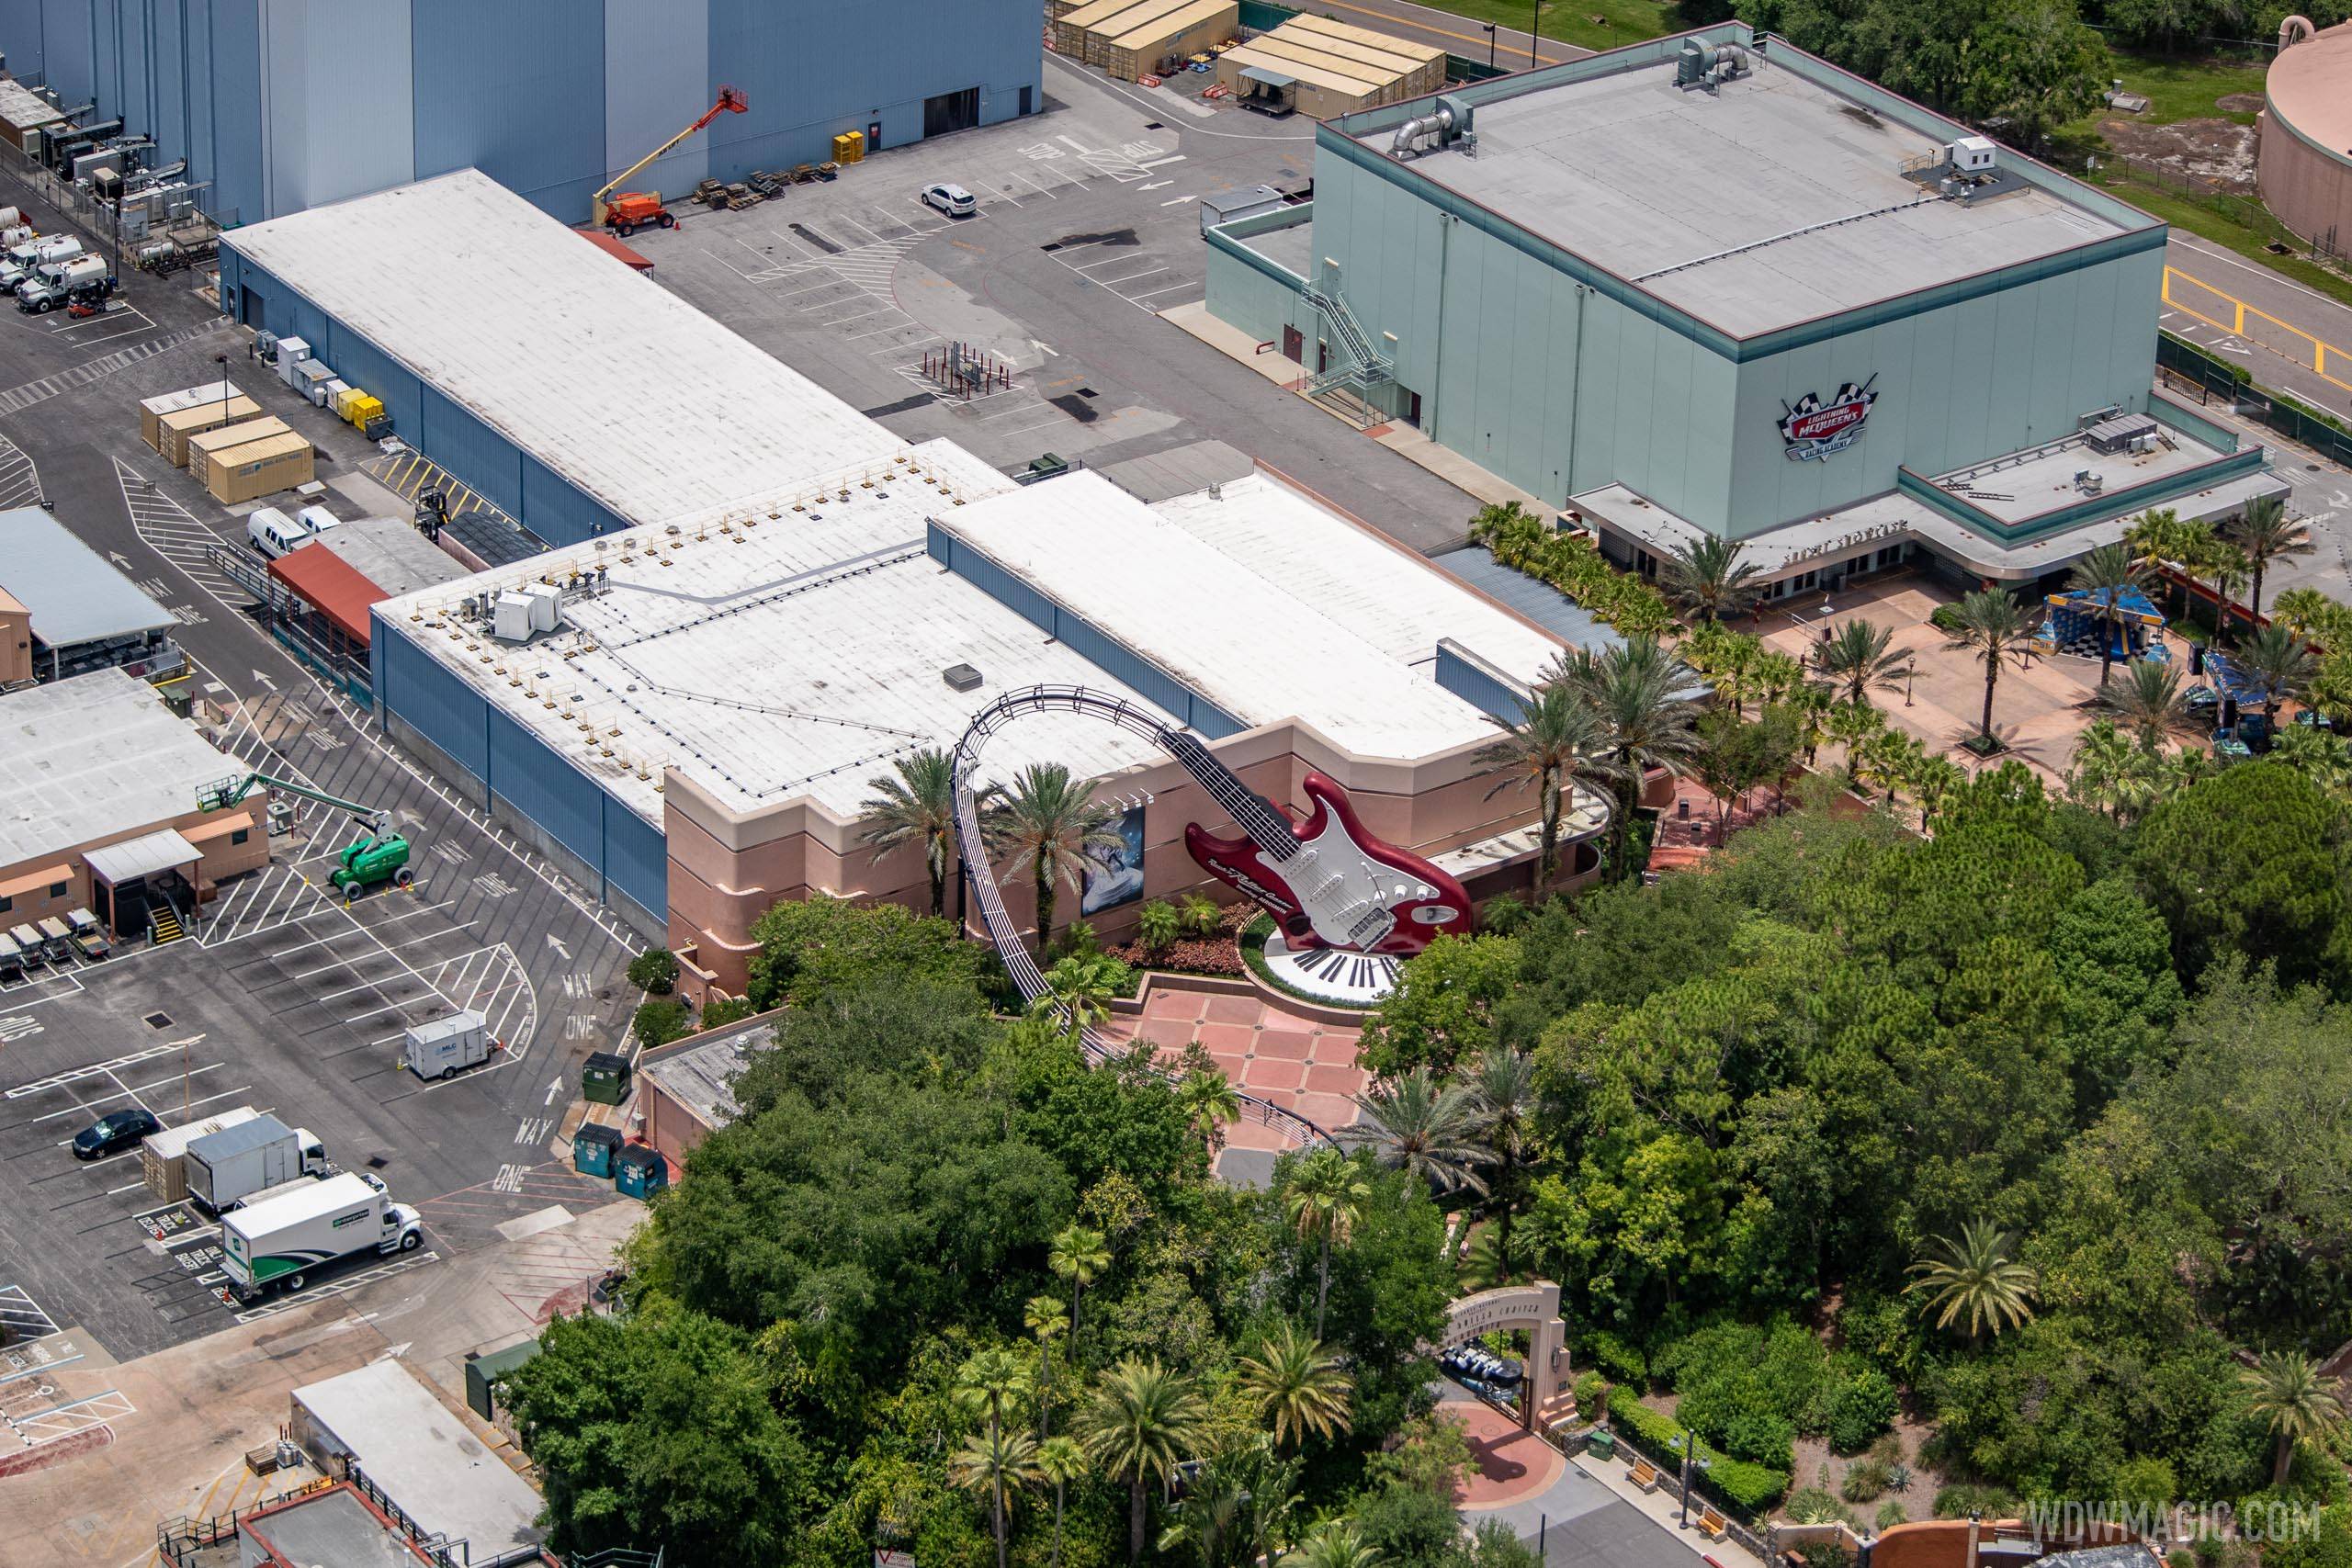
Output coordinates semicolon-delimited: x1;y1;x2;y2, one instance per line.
5;1042;187;1100
1128;280;1202;300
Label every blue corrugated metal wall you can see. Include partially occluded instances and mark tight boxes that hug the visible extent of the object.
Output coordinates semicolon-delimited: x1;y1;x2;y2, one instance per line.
0;0;42;78
209;0;263;225
521;454;627;543
376;618;488;785
410;0;604;219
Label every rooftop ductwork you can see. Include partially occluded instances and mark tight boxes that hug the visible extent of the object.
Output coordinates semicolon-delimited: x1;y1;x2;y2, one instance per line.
1388;95;1474;159
1676;40;1750;89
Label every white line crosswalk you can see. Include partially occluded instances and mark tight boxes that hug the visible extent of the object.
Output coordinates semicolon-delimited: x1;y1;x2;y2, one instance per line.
113;456;250;611
0;319;232;419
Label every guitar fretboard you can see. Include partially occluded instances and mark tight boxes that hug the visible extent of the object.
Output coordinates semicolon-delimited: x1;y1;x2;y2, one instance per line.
1159;732;1298;863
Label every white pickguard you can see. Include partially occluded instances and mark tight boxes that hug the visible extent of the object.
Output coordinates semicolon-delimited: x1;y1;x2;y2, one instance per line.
1283;816;1441;950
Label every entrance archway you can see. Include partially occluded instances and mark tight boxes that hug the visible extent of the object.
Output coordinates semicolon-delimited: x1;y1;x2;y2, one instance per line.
1438;1281;1571;1431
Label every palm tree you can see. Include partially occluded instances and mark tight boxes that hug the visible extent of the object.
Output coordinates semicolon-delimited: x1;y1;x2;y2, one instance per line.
1856;727;1926;807
2236;622;2317;728
1136;899;1181;960
1821;697;1886;787
1282;1145;1369;1337
858;748;967;919
1347;1068;1497;1198
1050;1224;1110;1354
2229;495;2312;623
1467;1046;1538;1276
1911;753;1968;832
986;762;1123;955
956;1347;1039;1568
1476;681;1621;891
2269;585;2336;642
1033;951;1125;1041
2211;549;2254;644
1753;649;1809;708
1080;1357;1207;1564
1812;619;1916;705
1940;589;2036;745
1905;1220;2038;1345
2067;542;2154;686
1285;1519;1385;1568
2092;660;2193;751
1036;1434;1088;1568
1238;1322;1353;1450
1026;1294;1070;1437
1174;1066;1242;1153
1657;535;1766;623
2240;1351;2346;1487
1562;637;1702;876
2065;720;2150;822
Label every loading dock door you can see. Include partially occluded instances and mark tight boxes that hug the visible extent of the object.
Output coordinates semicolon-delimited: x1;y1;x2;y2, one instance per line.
924;86;980;138
240;285;266;327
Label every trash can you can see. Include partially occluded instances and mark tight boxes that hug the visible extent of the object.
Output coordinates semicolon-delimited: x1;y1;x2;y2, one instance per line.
572;1122;623;1178
582;1051;632;1106
1587;1429;1616;1461
615;1144;669;1200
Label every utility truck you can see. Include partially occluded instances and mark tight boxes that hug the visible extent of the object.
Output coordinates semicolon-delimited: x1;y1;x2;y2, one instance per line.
220;1173;422;1301
183;1112;326;1213
197;773;415;903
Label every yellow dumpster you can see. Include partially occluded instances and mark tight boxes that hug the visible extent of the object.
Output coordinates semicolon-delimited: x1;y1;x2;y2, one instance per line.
332;385;367;423
346;392;386;429
832;130;865;164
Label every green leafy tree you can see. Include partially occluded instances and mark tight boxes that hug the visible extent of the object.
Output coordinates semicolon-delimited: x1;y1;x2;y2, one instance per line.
986;762;1122;956
1906;1220;2038;1344
631;997;692;1048
743;895;979;1011
1476;680;1620;890
1080;1357;1207;1563
1239;1321;1354;1449
858;747;967;919
1957;0;2106;151
627;946;680;995
1941;588;2035;744
2229;495;2312;623
2241;1352;2346;1487
2068;542;2154;686
1659;534;1767;623
1361;933;1520;1077
1283;1145;1371;1337
1033;951;1128;1040
1813;619;1916;705
2134;761;2344;984
1690;705;1802;842
1348;1068;1498;1198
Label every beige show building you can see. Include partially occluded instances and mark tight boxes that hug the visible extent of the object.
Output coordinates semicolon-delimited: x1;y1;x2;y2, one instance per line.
0;668;269;941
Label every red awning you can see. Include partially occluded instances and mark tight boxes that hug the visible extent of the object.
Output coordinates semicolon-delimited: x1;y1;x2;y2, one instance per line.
269;545;386;646
577;229;654;273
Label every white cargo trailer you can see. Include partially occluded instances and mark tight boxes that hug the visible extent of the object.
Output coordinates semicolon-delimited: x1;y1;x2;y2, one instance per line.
141;1105;259;1201
404;1010;490;1080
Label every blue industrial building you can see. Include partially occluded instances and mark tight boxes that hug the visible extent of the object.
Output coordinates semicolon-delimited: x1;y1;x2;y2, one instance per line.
0;0;1041;224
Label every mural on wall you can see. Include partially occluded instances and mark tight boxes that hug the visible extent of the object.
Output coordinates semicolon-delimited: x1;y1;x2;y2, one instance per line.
1779;375;1879;461
1080;801;1148;916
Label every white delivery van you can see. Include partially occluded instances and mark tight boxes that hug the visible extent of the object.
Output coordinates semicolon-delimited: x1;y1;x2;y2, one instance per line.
247;505;342;559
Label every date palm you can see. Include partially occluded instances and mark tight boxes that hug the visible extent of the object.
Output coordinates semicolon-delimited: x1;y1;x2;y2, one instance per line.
1285;1520;1384;1568
1238;1322;1353;1450
2229;494;2312;622
1821;697;1886;787
2241;1350;2345;1488
858;748;966;919
1752;648;1809;708
1050;1224;1110;1354
1657;535;1765;623
1346;1068;1497;1199
2067;542;2154;686
1080;1357;1207;1564
986;762;1123;956
2093;660;2193;750
2236;622;2317;728
1905;1220;2037;1346
2269;585;2336;642
1940;589;2035;744
1037;1434;1088;1568
1282;1145;1369;1337
1812;619;1915;705
1561;637;1702;876
1476;681;1621;891
1174;1066;1242;1153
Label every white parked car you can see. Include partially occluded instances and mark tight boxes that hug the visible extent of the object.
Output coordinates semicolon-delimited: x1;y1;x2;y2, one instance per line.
922;182;977;219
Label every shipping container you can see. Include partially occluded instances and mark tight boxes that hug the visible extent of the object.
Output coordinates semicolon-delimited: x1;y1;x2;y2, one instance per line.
141;383;239;451
1104;0;1237;81
185;415;294;468
203;430;317;505
159;394;264;468
141;1106;261;1201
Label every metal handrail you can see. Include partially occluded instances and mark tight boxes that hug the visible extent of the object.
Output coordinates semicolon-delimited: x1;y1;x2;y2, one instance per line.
949;684;1334;1150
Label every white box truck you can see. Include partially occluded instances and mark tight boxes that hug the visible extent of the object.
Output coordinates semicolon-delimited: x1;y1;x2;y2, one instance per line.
141;1105;260;1201
404;1010;490;1080
220;1173;422;1301
183;1112;326;1213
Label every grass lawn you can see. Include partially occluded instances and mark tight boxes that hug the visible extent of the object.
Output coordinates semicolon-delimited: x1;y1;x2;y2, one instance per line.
2093;46;2269;126
1430;0;1679;57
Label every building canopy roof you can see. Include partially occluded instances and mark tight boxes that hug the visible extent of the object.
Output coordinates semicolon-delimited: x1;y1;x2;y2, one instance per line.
0;507;176;648
271;542;389;644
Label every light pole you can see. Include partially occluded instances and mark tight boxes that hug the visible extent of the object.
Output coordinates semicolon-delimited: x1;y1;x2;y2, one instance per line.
1668;1433;1712;1530
1530;0;1543;66
1484;21;1498;67
1905;660;1917;707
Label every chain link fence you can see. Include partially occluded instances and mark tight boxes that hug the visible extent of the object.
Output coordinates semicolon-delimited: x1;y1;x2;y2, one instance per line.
2157;331;2352;466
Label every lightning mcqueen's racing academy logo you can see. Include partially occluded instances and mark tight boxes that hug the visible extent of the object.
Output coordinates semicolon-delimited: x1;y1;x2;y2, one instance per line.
1779;375;1879;462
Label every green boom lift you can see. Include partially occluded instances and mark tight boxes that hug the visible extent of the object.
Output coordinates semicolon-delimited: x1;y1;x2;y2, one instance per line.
197;773;415;904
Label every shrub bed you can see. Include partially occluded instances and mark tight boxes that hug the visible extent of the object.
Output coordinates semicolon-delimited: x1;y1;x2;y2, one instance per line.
1604;1385;1791;1515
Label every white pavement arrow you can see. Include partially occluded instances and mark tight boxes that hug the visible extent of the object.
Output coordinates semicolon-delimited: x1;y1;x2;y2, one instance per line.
545;933;572;963
544;1077;561;1107
251;671;277;691
107;550;130;567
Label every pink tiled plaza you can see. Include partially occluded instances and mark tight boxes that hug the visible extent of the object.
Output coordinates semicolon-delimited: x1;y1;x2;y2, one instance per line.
1097;985;1371;1152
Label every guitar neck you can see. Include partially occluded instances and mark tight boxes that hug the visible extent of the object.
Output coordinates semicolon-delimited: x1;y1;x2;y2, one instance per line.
1159;733;1297;863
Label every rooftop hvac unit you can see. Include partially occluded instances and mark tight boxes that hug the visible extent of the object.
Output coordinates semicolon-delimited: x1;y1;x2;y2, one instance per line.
524;582;563;633
943;662;983;693
1951;136;1996;174
1676;40;1749;89
492;590;535;643
254;330;278;363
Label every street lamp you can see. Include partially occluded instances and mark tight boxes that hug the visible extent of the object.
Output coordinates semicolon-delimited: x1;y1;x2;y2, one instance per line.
1530;0;1544;66
1667;1433;1713;1530
1904;660;1917;707
1483;21;1498;67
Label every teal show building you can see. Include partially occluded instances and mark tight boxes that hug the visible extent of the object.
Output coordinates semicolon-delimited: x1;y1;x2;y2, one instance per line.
1204;25;2284;593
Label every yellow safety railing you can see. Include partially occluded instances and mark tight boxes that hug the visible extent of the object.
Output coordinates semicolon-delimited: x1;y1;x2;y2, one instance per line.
2163;265;2352;395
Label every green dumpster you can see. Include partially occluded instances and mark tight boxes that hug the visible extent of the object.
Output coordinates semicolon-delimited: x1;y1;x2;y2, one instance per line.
464;1337;541;1421
582;1051;632;1106
615;1144;670;1200
573;1122;623;1178
1587;1429;1616;1461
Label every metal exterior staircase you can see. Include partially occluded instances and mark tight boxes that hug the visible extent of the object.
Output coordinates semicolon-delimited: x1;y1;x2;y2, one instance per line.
1299;276;1395;421
149;905;185;945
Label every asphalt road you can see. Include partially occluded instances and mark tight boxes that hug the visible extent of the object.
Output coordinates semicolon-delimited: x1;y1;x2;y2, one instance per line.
2160;231;2352;420
1298;0;1593;68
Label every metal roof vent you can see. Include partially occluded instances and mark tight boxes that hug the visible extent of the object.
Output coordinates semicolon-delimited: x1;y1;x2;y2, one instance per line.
943;662;983;693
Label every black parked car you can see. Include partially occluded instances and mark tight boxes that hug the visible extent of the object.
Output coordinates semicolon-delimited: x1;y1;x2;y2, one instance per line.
72;1107;159;1160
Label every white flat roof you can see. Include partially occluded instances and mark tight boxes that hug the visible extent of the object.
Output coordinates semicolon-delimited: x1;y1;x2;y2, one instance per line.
375;441;1173;823
222;169;901;529
0;506;177;648
84;827;201;884
291;1360;543;1559
0;669;242;871
944;471;1545;758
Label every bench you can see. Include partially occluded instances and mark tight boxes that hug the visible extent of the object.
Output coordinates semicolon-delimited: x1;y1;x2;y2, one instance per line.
1629;1457;1662;1493
1699;1507;1729;1540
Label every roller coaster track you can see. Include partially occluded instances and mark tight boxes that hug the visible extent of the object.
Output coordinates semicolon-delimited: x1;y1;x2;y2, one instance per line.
950;684;1335;1150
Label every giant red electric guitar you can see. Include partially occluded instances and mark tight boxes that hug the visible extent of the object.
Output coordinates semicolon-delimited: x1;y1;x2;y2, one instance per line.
1160;730;1473;956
